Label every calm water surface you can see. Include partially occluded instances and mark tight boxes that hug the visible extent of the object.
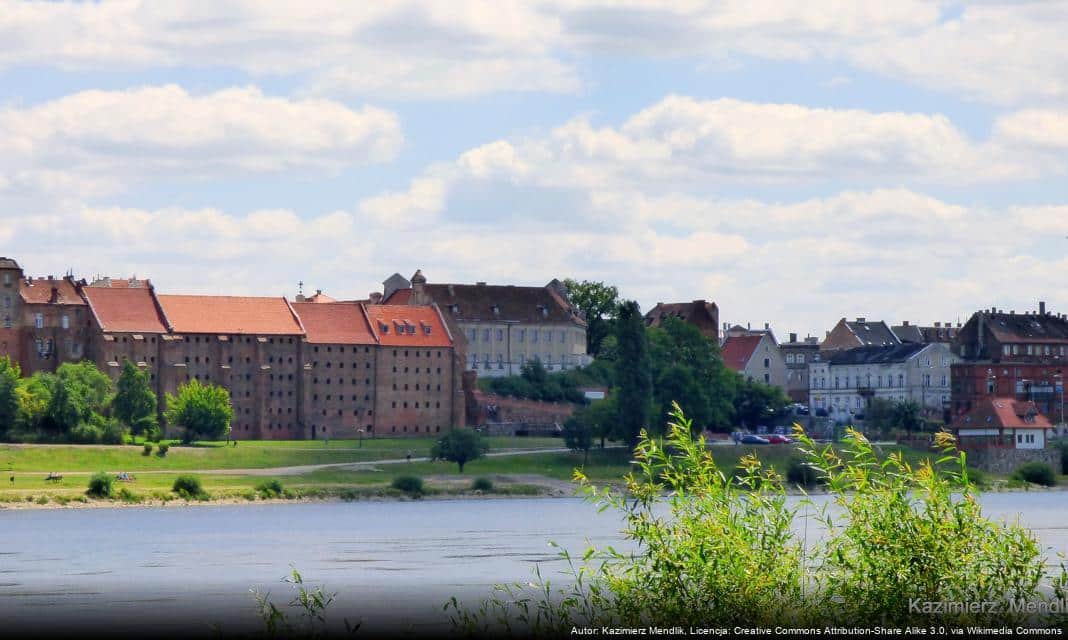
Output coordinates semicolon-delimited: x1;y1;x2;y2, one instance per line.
1;493;1065;636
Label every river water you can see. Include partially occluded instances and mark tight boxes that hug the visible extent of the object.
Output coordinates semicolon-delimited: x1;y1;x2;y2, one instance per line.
1;493;1065;636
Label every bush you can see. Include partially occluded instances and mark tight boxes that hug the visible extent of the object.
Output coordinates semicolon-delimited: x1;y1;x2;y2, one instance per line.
391;475;424;496
117;487;142;503
172;474;203;499
142;442;154;456
1011;462;1057;487
70;423;102;444
100;419;126;445
157;442;170;457
87;471;115;498
471;477;494;492
36;495;49;505
785;457;820;488
255;478;284;499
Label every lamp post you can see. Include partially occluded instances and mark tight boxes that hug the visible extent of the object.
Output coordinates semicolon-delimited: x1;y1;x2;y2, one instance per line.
356;428;365;449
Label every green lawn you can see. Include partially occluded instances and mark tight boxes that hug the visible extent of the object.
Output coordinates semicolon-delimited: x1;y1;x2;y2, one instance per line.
0;435;565;473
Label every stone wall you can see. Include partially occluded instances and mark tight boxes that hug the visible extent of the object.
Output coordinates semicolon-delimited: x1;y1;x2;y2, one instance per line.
963;446;1062;475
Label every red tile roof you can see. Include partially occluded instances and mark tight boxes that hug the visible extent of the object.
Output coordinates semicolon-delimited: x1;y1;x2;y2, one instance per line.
19;277;86;305
364;304;452;347
83;286;167;334
956;397;1053;429
383;288;411;304
157;295;303;335
89;277;151;289
304;292;337;303
292;302;375;345
720;335;763;372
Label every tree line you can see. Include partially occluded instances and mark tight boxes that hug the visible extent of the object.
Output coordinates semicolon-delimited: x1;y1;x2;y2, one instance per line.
0;356;233;444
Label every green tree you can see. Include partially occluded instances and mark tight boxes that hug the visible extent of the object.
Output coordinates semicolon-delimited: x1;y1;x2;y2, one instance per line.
563;279;620;357
112;359;158;436
430;428;488;473
733;375;789;430
16;373;54;433
892;399;923;433
46;362;113;435
0;356;19;436
647;318;736;433
863;397;896;435
614;300;652;448
164;379;234;443
563;411;594;465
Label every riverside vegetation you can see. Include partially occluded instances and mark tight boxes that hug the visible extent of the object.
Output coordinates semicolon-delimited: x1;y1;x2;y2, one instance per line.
446;405;1068;634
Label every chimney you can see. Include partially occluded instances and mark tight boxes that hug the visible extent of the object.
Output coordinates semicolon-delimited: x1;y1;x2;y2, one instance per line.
1040;301;1046;316
49;286;58;303
902;320;909;327
934;322;941;328
368;292;383;304
410;269;428;305
764;322;769;331
856;317;866;323
789;332;797;343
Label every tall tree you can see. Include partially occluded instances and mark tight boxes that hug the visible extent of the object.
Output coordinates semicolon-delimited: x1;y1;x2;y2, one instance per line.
164;379;234;443
0;356;19;436
563;410;595;465
43;362;113;434
112;359;158;436
733;376;789;430
16;373;54;433
614;300;653;448
563;279;620;358
647;317;736;433
430;428;488;473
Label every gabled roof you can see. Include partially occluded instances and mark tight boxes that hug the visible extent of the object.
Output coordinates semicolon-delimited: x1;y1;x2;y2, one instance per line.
891;324;925;343
845;319;899;347
0;257;20;270
364;304;452;347
721;335;763;372
983;312;1068;344
82;286;167;334
19;277;86;305
157;295;303;335
383;288;411;304
827;343;928;366
956;397;1052;429
422;282;584;326
292;302;375;345
644;300;718;328
303;291;337;303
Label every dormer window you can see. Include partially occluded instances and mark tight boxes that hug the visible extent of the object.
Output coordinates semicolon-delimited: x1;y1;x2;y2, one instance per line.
491;304;500;316
380;322;389;334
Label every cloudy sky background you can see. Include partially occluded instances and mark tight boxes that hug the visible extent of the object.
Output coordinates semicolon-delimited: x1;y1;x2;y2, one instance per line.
2;0;1067;337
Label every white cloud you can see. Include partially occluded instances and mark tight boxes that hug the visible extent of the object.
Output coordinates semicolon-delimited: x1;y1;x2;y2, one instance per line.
994;109;1068;150
0;85;402;194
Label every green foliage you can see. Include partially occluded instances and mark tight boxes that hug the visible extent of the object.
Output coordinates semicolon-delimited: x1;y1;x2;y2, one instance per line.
391;475;424;495
70;421;103;443
451;409;1067;632
0;356;20;436
563;279;619;358
892;399;923;433
647;317;736;433
785;456;820;488
142;442;154;456
256;478;285;499
15;373;53;432
252;567;359;637
164;379;234;443
471;477;494;492
1011;461;1057;487
86;471;115;498
157;442;170;456
614;300;652;448
430;428;488;473
172;474;204;499
562;412;594;463
112;360;158;434
481;359;604;404
1060;440;1068;475
46;362;114;435
732;376;789;430
99;416;126;444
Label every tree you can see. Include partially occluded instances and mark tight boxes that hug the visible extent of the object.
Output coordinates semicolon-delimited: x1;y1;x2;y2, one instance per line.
46;362;114;435
614;300;653;448
864;398;896;435
164;379;234;443
0;356;19;436
892;400;923;434
563;279;620;358
430;428;488;473
563;411;594;465
646;318;737;433
16;373;53;433
112;360;158;436
733;376;789;430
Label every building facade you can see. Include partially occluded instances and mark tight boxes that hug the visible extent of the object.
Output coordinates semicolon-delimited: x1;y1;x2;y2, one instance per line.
644;300;719;342
382;271;589;378
779;333;820;404
809;342;958;423
820;317;900;354
721;332;788;390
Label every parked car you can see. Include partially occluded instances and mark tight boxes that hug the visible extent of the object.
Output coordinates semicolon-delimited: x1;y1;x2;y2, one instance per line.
740;434;770;445
767;434;791;444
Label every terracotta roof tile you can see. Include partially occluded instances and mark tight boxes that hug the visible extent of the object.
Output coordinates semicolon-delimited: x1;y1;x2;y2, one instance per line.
83;287;167;334
158;295;303;335
423;283;584;326
644;300;718;328
956;397;1053;429
292;302;375;344
19;277;86;305
364;304;452;347
721;335;763;371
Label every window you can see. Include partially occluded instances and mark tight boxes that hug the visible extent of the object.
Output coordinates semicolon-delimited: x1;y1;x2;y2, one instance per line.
1026;345;1034;356
469;328;477;342
497;329;504;342
518;329;525;342
483;329;490;342
543;330;551;342
497;354;504;369
797;354;805;365
763;358;770;368
559;330;565;343
532;330;539;344
483;353;490;367
2;273;9;285
764;373;770;384
786;354;795;364
2;295;8;308
34;313;43;329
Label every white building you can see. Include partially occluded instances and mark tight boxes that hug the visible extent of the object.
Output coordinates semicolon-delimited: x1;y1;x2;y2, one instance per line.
808;342;959;422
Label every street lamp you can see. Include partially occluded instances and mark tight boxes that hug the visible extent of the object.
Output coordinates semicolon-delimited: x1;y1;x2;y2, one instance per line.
356;428;365;449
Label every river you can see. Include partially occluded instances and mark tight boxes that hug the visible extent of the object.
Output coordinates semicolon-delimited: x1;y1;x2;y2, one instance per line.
1;493;1066;636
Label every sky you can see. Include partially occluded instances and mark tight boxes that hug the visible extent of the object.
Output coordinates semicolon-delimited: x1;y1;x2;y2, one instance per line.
1;0;1067;338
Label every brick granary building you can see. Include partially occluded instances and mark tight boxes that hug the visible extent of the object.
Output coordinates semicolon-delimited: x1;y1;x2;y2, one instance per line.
0;257;465;439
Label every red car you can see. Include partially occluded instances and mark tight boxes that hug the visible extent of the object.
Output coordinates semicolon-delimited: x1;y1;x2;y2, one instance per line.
767;434;791;444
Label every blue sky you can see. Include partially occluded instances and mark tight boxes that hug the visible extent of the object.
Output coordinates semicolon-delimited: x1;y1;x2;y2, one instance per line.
1;1;1066;336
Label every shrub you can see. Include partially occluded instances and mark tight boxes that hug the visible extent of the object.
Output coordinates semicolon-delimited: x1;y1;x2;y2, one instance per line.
36;495;49;505
70;423;102;444
118;487;142;503
256;478;284;499
785;456;820;488
339;488;359;502
87;471;115;498
471;477;494;492
157;442;170;457
1060;441;1068;475
172;474;203;499
391;475;424;496
142;442;154;456
100;419;126;445
1011;462;1057;487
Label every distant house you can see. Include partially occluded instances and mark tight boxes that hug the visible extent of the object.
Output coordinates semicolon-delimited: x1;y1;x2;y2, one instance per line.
820;317;900;354
892;320;961;344
953;397;1053;450
644;300;719;342
780;332;820;404
721;332;787;390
